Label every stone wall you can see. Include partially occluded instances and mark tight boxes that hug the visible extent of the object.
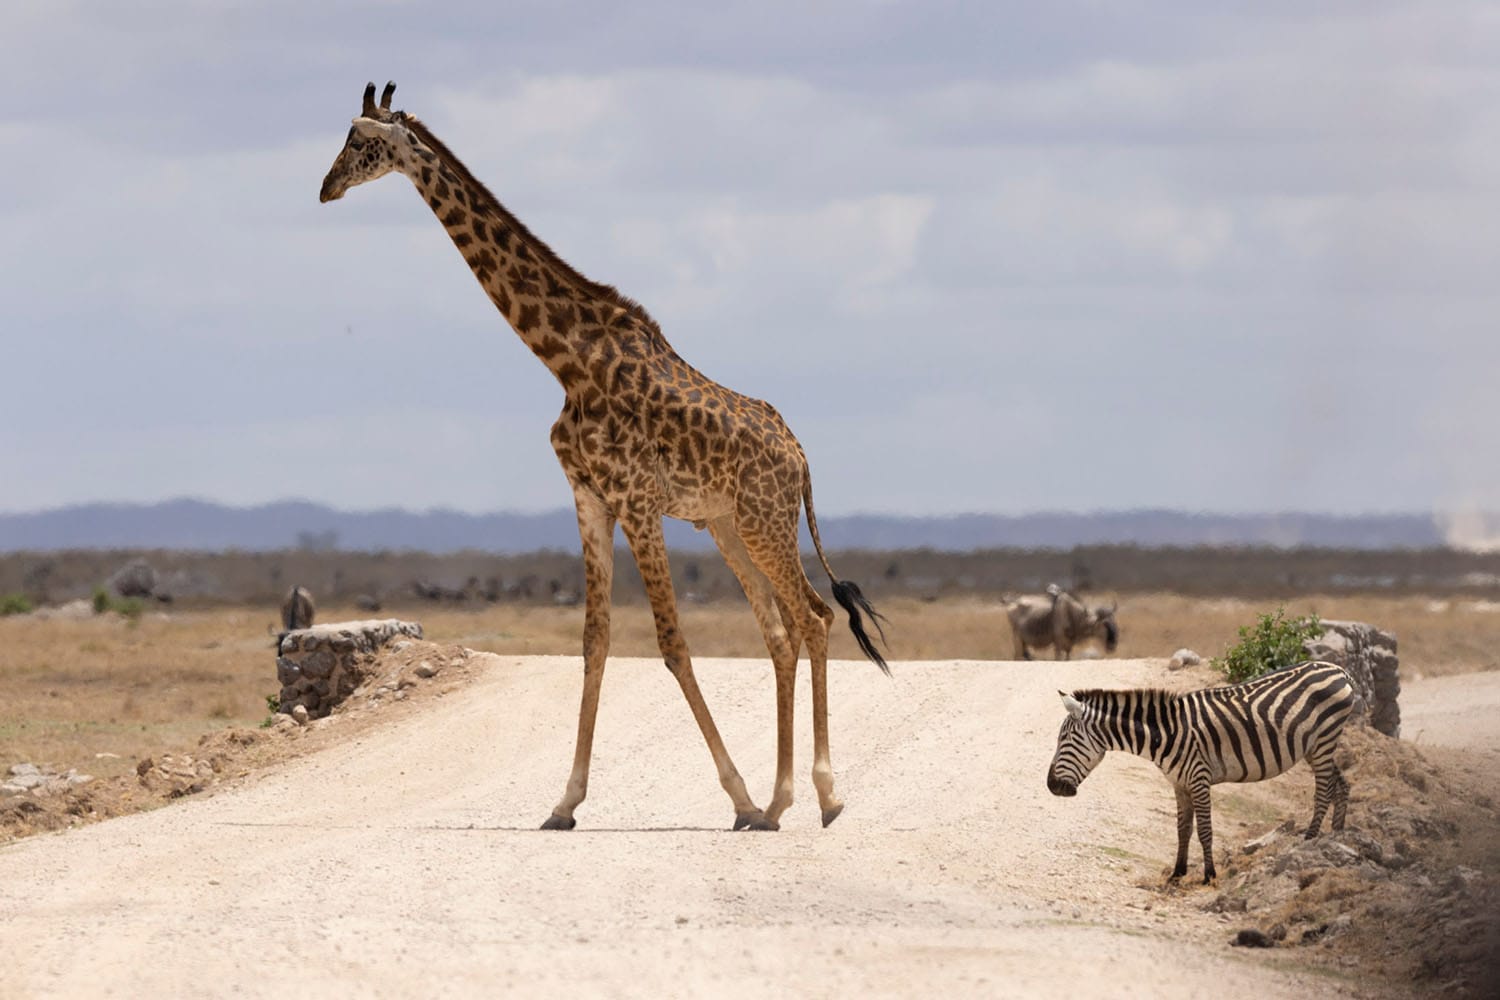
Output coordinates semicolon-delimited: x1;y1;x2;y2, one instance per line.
276;619;424;720
1303;620;1400;738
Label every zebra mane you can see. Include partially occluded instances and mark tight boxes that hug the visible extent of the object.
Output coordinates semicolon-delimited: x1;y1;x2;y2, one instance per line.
1071;687;1178;703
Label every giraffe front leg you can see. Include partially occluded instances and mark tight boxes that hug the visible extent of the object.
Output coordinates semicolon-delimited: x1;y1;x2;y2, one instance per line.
543;491;615;830
625;515;766;830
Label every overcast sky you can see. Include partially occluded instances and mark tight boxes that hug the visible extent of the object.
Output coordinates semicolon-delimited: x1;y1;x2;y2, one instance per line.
3;1;1497;518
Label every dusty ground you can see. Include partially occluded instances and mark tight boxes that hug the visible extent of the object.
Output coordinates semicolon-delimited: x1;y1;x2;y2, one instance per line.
1;640;1497;999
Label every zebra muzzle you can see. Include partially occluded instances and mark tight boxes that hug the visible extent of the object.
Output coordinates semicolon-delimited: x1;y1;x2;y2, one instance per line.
1046;773;1077;797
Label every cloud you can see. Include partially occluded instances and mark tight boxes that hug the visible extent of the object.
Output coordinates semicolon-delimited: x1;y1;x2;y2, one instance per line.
3;2;1500;517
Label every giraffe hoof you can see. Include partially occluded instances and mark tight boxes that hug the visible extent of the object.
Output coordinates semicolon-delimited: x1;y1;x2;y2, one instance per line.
733;811;778;831
540;813;577;831
820;803;845;828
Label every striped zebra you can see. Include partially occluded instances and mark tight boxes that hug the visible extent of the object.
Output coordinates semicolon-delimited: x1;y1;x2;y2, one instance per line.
1046;660;1357;883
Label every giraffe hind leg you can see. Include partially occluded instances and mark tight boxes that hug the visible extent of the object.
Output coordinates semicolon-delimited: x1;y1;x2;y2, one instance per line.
707;516;800;829
737;507;842;827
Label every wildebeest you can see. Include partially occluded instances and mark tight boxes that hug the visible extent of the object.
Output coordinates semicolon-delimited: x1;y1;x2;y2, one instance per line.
1003;585;1118;660
281;586;315;632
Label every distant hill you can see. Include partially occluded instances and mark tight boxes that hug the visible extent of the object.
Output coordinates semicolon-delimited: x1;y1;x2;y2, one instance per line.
0;499;1456;553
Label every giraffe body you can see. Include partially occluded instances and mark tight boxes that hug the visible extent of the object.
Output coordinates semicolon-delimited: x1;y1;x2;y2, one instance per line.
321;83;887;831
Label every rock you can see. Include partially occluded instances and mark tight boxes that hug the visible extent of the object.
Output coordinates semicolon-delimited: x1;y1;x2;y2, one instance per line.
1168;648;1202;671
291;704;310;725
1302;620;1400;737
1232;928;1276;948
1241;821;1294;855
413;661;440;679
275;619;424;720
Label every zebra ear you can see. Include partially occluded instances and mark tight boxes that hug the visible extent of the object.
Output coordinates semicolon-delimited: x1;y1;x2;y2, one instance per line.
1060;692;1084;719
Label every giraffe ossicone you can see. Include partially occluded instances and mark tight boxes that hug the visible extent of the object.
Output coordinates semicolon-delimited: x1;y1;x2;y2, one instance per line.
320;81;890;831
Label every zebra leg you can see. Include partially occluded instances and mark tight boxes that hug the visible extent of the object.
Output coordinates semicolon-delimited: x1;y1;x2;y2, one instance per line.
1306;756;1349;838
1192;781;1216;883
1331;768;1350;831
1170;784;1193;880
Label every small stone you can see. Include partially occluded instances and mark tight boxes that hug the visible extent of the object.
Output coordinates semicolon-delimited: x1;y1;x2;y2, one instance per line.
1168;648;1202;671
393;689;407;701
1242;826;1283;855
291;704;310;725
9;763;41;778
413;661;440;679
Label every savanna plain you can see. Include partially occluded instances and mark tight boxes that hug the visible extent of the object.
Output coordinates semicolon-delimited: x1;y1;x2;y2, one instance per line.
1;561;1498;998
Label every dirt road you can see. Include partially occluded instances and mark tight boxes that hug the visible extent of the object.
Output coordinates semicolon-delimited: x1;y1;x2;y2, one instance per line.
3;655;1485;998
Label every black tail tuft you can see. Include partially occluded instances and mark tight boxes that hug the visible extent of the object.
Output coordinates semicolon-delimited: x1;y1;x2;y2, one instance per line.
832;579;891;676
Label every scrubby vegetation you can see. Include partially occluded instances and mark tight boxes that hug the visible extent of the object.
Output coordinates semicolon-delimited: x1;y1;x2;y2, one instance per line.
1213;606;1323;682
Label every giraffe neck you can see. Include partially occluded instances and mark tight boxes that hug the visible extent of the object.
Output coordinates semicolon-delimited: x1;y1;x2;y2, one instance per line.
398;117;660;385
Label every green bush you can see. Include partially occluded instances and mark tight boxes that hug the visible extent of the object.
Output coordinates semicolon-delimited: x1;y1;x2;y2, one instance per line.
92;588;145;620
1213;606;1323;683
0;593;32;616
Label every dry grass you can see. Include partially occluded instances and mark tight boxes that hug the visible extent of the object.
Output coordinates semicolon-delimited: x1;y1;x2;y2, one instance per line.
3;592;1497;781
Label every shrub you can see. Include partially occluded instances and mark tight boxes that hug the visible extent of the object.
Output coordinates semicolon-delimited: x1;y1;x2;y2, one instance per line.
0;593;32;616
1213;606;1323;683
92;588;145;620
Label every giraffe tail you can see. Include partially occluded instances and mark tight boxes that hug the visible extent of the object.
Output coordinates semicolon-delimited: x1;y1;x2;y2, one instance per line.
803;473;891;675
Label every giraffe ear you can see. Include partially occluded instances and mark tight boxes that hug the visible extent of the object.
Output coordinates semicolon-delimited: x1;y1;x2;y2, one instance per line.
1060;692;1084;719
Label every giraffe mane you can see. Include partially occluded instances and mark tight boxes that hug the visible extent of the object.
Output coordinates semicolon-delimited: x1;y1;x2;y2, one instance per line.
400;113;661;334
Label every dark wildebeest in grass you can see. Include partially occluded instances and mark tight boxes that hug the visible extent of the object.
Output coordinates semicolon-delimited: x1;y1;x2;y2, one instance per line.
1004;585;1118;660
281;586;315;632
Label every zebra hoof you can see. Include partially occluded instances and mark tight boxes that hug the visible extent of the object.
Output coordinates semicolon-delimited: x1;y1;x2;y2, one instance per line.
733;811;778;831
540;813;577;831
821;803;844;828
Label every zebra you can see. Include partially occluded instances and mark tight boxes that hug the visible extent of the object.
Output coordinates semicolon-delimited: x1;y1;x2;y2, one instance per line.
1046;660;1357;883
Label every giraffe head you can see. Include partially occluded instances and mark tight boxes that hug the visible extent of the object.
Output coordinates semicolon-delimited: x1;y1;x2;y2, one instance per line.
319;81;414;203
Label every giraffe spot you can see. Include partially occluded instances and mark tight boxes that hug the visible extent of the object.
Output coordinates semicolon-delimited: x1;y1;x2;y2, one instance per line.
434;177;451;200
472;219;488;242
420;166;433;185
453;233;473;249
556;362;586;389
515;242;532;262
428;195;442;211
442;207;468;228
517;303;542;333
547;303;578;335
493;225;510;248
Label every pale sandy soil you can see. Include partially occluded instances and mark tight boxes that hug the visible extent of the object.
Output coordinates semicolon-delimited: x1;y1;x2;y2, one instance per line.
0;655;1492;999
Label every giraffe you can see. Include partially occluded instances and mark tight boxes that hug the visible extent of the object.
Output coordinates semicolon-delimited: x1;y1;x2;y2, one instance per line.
320;82;889;831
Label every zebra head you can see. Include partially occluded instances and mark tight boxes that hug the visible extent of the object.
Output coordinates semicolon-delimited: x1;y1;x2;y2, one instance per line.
1046;691;1106;797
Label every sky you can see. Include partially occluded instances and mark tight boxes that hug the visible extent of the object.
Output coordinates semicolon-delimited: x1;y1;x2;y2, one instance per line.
2;1;1498;519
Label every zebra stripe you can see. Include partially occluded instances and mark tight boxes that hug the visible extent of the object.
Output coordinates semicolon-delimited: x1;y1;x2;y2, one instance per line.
1046;660;1356;883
